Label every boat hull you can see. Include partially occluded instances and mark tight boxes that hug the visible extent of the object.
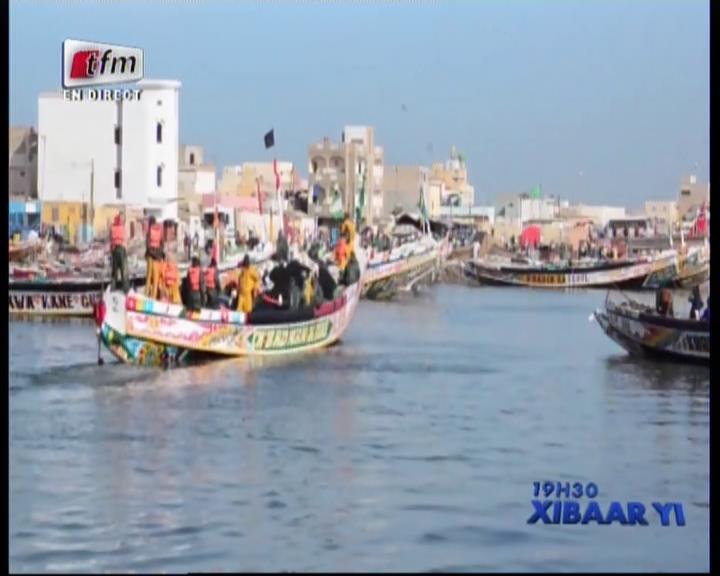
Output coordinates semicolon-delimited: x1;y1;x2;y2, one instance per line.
100;281;362;359
465;255;677;289
361;249;439;300
594;302;709;364
99;322;195;367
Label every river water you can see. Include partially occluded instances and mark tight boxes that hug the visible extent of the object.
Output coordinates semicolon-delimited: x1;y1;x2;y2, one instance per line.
9;285;709;572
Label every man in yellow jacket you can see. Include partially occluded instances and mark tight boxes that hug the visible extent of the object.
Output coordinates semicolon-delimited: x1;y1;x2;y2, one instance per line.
340;212;356;255
237;255;261;314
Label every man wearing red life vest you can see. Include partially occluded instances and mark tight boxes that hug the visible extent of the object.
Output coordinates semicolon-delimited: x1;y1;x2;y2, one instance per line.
145;216;165;299
204;257;221;309
110;213;129;293
160;254;181;305
186;256;205;311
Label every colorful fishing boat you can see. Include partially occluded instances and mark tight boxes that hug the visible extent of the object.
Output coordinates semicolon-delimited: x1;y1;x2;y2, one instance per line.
593;294;709;364
96;272;363;363
464;251;679;289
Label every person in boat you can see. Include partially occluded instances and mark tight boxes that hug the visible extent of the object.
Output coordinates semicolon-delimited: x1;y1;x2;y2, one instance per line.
655;287;674;317
237;254;262;314
160;254;182;305
275;230;289;263
688;285;704;320
335;236;349;272
701;296;710;322
185;256;205;312
110;213;129;293
341;212;357;255
286;257;313;310
145;216;165;299
204;257;221;309
340;250;361;286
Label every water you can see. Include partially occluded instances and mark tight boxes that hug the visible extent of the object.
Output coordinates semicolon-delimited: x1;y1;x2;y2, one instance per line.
9;286;709;572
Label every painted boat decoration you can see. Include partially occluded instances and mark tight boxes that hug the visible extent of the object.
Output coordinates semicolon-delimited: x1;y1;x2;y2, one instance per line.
361;241;440;300
593;295;709;364
464;251;679;289
98;276;362;361
641;244;709;289
98;321;195;367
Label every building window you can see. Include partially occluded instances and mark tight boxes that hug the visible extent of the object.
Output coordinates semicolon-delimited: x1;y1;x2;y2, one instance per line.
312;161;318;174
189;153;195;165
157;165;163;187
115;170;122;197
19;171;25;178
52;207;59;222
681;189;691;196
156;122;163;143
157;100;162;106
114;126;121;145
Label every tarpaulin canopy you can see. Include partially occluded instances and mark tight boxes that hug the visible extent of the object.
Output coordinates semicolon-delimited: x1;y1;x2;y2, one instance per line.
520;225;541;248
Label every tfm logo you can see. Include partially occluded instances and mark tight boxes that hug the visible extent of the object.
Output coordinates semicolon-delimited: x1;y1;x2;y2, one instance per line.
63;39;143;88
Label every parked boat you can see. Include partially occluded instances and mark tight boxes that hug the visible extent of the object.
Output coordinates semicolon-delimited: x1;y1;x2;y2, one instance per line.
362;239;440;300
593;293;709;364
641;243;709;289
464;251;679;289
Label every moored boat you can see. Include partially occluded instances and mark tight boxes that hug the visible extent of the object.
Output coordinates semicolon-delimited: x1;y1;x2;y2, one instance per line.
593;294;709;364
464;251;679;289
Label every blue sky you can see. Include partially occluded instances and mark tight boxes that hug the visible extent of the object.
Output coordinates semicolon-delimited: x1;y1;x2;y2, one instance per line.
9;0;709;207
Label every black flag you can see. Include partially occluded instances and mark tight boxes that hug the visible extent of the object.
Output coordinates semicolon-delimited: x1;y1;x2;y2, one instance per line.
264;129;275;149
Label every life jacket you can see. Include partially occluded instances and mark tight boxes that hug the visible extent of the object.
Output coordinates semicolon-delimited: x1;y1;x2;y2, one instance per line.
164;262;178;286
205;267;217;290
148;223;163;250
188;266;201;292
110;222;125;248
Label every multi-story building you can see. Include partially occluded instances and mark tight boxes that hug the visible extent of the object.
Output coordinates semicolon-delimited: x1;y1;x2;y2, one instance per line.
9;126;38;200
644;200;678;229
429;147;475;207
308;126;384;222
178;145;216;198
218;162;295;199
382;165;429;217
38;79;181;241
677;175;710;220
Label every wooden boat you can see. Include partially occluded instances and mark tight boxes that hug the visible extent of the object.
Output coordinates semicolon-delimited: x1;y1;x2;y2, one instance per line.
361;239;440;300
593;294;709;364
464;251;678;289
96;276;363;362
641;244;709;289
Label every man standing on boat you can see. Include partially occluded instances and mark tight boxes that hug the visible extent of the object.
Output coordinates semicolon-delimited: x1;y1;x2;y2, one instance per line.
204;257;221;309
237;255;261;314
161;254;181;305
145;216;165;299
341;212;356;256
186;256;205;311
110;213;129;293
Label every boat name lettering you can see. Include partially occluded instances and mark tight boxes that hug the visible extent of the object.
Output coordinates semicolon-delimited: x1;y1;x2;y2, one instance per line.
9;292;99;311
252;320;331;350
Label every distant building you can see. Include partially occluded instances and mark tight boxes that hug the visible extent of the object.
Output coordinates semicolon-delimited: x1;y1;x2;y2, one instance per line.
677;175;709;221
495;192;559;226
606;217;653;239
179;145;216;198
308;126;384;222
9;126;38;200
218;162;295;199
382;165;428;217
558;204;626;228
38;79;182;242
429;146;475;207
644;200;678;230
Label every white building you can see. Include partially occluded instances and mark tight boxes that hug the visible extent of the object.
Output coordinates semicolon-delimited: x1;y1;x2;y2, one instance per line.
9;126;38;199
558;203;627;227
178;145;216;197
38;79;181;220
496;194;559;225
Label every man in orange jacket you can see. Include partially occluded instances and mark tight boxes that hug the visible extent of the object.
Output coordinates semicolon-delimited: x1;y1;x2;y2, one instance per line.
145;216;165;299
160;255;182;304
110;213;129;293
335;236;349;271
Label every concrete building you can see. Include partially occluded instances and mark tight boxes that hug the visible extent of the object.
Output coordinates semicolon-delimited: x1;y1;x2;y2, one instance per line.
429;147;474;207
382;165;428;217
219;162;295;198
38;79;182;238
9;127;38;200
308;126;384;222
558;204;627;227
677;175;710;220
495;193;560;226
644;200;678;227
178;145;216;198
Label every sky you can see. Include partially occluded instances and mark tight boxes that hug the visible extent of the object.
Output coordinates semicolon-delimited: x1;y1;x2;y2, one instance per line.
9;0;710;208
